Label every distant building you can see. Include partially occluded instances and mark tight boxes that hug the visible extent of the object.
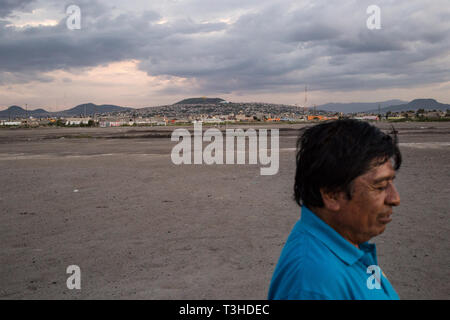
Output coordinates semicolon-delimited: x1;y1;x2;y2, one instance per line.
235;114;254;122
203;118;224;124
426;111;443;119
387;116;405;120
354;115;379;121
65;117;91;126
99;120;125;127
307;115;339;121
280;117;297;122
134;120;157;126
0;121;22;126
307;115;326;121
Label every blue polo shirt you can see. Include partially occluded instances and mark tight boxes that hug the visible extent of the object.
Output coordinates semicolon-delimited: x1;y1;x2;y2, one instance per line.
268;206;399;300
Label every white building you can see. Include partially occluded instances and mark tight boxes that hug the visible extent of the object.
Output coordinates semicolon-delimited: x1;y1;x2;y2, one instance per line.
99;120;126;127
203;118;225;124
65;117;91;125
354;116;379;121
0;121;22;126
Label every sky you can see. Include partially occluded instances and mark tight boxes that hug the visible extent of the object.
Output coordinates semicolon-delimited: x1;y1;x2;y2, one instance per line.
0;0;449;111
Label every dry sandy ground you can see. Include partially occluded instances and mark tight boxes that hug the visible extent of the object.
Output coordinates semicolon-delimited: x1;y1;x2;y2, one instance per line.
0;122;449;299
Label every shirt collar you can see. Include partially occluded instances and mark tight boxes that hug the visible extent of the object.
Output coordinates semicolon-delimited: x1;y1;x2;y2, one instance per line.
299;206;375;265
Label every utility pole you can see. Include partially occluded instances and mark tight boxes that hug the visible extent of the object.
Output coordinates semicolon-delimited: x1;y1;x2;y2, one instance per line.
304;85;308;108
301;85;308;116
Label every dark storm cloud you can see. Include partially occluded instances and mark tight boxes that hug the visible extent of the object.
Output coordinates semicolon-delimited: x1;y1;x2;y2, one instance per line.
0;0;36;17
0;0;449;94
0;8;162;76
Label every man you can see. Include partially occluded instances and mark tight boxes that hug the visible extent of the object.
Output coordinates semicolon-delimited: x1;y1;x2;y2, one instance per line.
268;119;401;300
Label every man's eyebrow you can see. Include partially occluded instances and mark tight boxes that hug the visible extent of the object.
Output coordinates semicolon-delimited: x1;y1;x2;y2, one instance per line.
373;175;396;184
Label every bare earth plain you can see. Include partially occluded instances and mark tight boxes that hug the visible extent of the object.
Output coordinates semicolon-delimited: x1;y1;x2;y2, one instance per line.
0;122;449;299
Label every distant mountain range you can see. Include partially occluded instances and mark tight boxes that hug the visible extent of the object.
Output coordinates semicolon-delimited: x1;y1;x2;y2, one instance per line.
316;100;407;113
63;103;132;115
318;99;450;114
0;103;132;119
1;98;448;119
366;99;450;113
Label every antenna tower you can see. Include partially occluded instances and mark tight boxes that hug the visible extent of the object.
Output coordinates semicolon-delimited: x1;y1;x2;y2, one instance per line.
304;85;307;107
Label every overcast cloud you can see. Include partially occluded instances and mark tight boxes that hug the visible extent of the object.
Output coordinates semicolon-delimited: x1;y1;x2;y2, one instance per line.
0;0;449;108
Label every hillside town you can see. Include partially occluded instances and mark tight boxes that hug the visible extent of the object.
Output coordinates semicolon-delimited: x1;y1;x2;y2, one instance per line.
1;100;449;128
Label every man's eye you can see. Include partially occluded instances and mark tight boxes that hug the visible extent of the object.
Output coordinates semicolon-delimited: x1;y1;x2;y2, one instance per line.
377;186;388;191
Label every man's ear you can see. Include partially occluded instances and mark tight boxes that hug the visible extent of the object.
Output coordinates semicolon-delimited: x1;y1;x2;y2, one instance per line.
320;188;342;212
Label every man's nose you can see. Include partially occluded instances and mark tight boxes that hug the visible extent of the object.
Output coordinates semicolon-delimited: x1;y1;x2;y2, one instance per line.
386;183;400;206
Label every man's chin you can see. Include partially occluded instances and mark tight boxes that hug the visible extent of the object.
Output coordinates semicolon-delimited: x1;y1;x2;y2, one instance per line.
369;224;388;239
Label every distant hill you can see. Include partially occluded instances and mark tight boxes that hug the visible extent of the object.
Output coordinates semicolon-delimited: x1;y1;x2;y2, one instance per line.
367;99;450;113
59;103;132;116
174;97;226;105
0;103;133;119
2;105;26;116
317;100;407;114
0;105;52;119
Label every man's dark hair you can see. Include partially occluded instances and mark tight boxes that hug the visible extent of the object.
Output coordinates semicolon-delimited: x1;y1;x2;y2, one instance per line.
294;119;401;208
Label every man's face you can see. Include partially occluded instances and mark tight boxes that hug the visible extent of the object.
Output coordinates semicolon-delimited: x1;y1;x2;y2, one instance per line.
336;160;401;245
